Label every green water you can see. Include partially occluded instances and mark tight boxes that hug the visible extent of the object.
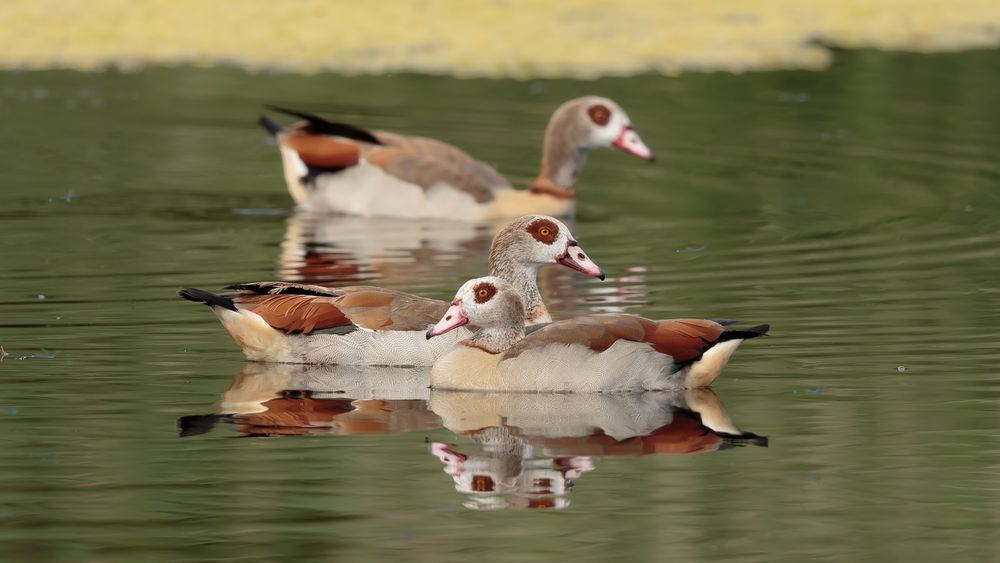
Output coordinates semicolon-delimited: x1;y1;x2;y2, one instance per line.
1;49;999;562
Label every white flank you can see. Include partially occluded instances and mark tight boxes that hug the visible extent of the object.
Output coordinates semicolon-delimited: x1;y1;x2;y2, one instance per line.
213;305;471;366
431;339;678;392
287;326;467;366
288;160;573;220
306;162;486;220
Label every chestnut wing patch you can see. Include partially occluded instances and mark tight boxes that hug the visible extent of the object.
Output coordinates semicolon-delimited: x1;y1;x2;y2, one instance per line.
237;294;355;335
645;319;726;364
503;315;731;365
281;134;361;169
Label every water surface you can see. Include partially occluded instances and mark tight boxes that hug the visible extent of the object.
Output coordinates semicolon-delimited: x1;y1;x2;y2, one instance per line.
1;49;999;562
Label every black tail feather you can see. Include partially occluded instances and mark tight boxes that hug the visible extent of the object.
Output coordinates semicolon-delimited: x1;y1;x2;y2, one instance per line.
178;288;237;311
177;414;221;438
258;115;284;136
717;323;769;342
264;105;383;145
717;431;769;448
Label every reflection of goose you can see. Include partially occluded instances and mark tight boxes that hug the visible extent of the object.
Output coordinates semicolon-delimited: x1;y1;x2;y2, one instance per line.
279;212;492;285
429;428;590;511
259;97;653;220
178;216;603;365
177;363;439;438
427;276;770;391
278;212;650;320
428;389;766;510
177;365;765;511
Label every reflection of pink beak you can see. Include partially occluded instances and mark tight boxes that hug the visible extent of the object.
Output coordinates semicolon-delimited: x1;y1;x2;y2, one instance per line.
430;442;468;463
558;241;605;280
613;125;654;161
426;302;469;338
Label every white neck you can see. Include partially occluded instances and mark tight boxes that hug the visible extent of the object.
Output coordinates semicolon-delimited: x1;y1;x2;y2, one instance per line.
465;325;525;354
488;261;550;324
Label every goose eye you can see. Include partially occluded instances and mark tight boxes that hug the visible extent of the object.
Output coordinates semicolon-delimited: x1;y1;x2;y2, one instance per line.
527;220;558;244
473;283;496;303
587;104;611;126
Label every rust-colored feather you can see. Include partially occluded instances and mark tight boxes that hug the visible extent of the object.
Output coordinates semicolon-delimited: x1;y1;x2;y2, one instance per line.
236;294;353;334
229;284;447;334
281;134;361;168
645;319;725;363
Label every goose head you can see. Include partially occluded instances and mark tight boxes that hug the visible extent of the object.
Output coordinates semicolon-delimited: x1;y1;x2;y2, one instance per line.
426;276;524;339
490;215;604;280
551;96;653;161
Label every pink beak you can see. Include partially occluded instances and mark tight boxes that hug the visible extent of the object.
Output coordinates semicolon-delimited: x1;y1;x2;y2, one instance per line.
426;302;469;338
613;125;654;161
558;241;605;280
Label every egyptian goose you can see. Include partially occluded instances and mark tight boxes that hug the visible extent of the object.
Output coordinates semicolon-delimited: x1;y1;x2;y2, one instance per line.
179;216;603;365
258;96;653;220
426;277;769;392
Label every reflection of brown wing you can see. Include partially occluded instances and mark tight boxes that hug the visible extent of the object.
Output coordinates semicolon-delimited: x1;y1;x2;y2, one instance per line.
233;397;442;437
525;411;722;457
638;411;723;454
290;250;362;284
505;315;726;364
280;132;361;169
240;396;355;427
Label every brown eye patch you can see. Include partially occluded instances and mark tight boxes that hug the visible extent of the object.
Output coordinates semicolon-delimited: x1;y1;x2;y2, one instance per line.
526;218;559;245
473;282;497;304
587;104;611;126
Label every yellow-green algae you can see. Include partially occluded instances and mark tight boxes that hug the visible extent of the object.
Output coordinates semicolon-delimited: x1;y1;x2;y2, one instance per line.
3;0;1000;77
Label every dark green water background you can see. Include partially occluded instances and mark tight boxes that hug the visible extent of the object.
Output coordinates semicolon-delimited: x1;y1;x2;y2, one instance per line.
1;49;999;561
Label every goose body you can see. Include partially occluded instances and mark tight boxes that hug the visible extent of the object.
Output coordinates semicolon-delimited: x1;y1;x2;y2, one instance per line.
426;277;769;392
179;216;603;365
260;97;653;220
